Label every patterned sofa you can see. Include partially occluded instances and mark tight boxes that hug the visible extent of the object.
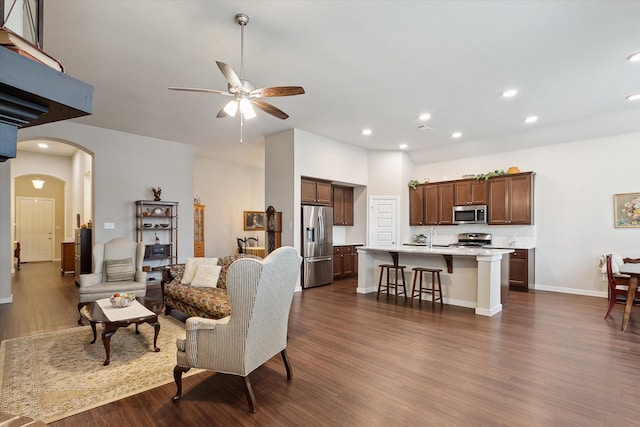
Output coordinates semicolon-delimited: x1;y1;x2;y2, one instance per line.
161;254;259;319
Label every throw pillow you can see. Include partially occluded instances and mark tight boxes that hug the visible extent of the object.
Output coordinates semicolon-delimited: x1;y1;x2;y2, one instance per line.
104;258;135;282
181;257;218;285
190;265;222;288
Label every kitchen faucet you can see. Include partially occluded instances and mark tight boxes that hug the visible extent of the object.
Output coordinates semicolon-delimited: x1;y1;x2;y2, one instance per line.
429;227;434;249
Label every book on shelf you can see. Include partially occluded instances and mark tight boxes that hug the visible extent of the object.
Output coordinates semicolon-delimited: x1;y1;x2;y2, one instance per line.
0;26;64;72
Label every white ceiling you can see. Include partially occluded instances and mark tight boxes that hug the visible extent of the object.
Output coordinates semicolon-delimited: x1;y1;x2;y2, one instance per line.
22;1;640;167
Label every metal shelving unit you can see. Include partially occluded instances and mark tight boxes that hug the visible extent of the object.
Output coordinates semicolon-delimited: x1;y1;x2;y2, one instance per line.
135;200;178;283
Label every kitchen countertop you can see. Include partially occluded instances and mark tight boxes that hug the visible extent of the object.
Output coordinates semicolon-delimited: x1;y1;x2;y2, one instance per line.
483;244;536;250
360;245;514;257
404;243;536;250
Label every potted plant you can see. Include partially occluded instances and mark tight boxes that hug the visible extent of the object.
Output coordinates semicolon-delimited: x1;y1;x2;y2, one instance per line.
408;179;420;189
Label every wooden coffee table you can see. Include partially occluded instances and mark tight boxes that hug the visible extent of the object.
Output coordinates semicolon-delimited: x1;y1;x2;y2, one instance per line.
80;297;165;366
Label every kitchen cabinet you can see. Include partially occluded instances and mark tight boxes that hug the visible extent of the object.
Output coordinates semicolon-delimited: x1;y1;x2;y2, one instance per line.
509;249;535;292
194;203;205;257
74;228;92;284
454;179;487;206
333;245;358;279
488;172;534;225
301;178;332;205
409;185;425;225
333;185;354;225
60;241;75;275
425;182;454;225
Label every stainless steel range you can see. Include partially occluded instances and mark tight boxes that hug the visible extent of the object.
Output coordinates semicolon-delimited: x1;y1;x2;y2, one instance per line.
450;233;492;247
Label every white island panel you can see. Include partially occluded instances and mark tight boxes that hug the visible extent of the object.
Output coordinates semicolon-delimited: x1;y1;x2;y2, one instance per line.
357;246;513;316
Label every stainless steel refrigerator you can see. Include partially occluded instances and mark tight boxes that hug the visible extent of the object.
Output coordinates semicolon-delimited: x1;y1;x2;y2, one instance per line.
301;205;333;288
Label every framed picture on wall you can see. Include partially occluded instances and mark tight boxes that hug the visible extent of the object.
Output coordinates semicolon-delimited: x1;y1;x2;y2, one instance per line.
243;211;265;231
614;193;640;228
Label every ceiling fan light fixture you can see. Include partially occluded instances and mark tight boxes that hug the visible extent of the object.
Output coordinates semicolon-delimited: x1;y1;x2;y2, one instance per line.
223;99;238;117
239;98;256;119
627;52;640;62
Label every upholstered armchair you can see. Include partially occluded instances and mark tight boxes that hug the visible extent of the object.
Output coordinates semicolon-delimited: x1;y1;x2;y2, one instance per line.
172;246;301;413
77;237;147;323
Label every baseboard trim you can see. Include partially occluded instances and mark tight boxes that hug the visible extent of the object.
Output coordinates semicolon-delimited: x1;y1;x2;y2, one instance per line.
0;293;14;304
534;284;607;298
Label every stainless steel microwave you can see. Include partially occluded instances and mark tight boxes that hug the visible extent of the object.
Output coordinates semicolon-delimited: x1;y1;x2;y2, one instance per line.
453;205;487;224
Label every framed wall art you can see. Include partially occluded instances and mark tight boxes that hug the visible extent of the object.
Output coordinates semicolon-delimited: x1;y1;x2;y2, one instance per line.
243;211;265;231
614;192;640;228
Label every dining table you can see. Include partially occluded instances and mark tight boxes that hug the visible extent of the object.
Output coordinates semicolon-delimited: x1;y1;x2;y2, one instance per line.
619;263;640;331
245;246;265;257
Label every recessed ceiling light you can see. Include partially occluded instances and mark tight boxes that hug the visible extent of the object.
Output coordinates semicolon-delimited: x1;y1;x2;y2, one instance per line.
38;143;48;148
627;93;640;101
451;132;462;139
502;89;518;98
419;113;431;121
362;129;372;136
628;52;640;62
524;116;538;124
399;143;408;149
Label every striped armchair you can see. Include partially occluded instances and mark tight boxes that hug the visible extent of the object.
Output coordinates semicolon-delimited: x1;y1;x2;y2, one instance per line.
172;246;301;413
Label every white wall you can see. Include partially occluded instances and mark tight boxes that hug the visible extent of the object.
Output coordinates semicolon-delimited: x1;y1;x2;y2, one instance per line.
71;149;92;238
0;161;12;302
194;156;265;257
264;129;296;247
11;150;76;242
412;131;640;296
16;121;195;263
265;128;371;252
366;150;414;244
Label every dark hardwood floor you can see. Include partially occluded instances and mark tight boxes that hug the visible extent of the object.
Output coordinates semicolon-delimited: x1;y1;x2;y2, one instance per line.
3;262;640;426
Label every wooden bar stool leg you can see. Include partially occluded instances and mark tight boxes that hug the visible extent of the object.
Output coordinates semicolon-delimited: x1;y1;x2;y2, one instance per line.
394;267;399;303
411;270;419;306
436;271;443;305
431;271;437;303
377;266;385;300
400;269;407;302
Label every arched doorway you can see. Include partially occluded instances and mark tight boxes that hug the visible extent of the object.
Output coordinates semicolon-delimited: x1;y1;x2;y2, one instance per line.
11;139;93;272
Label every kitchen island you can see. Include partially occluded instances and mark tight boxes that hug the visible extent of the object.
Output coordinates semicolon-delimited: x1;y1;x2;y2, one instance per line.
357;245;514;316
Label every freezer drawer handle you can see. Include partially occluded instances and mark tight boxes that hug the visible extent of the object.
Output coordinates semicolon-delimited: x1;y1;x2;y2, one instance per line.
307;256;332;262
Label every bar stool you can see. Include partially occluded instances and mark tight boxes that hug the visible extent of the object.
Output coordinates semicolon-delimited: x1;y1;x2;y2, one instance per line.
377;251;407;302
410;267;443;306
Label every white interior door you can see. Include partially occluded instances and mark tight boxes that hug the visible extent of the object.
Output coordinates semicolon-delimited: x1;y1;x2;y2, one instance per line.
368;196;399;246
17;197;54;262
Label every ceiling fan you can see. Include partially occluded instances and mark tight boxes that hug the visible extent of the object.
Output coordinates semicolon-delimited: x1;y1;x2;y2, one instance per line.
169;13;305;142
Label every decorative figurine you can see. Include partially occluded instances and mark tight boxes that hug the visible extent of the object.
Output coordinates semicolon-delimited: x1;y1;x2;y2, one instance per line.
152;186;162;201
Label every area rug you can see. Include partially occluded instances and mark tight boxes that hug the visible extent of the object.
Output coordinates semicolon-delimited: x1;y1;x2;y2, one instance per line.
0;315;199;423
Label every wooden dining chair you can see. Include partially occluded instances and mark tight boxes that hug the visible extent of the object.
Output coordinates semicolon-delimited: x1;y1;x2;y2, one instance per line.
604;254;640;319
237;237;247;254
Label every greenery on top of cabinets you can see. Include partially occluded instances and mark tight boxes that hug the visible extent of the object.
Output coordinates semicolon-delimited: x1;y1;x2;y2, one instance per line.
408;179;420;189
475;169;506;181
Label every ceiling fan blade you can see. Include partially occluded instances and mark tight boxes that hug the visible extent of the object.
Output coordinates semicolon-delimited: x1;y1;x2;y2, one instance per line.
168;86;231;96
250;86;305;98
216;61;244;90
251;99;289;120
216;106;229;118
